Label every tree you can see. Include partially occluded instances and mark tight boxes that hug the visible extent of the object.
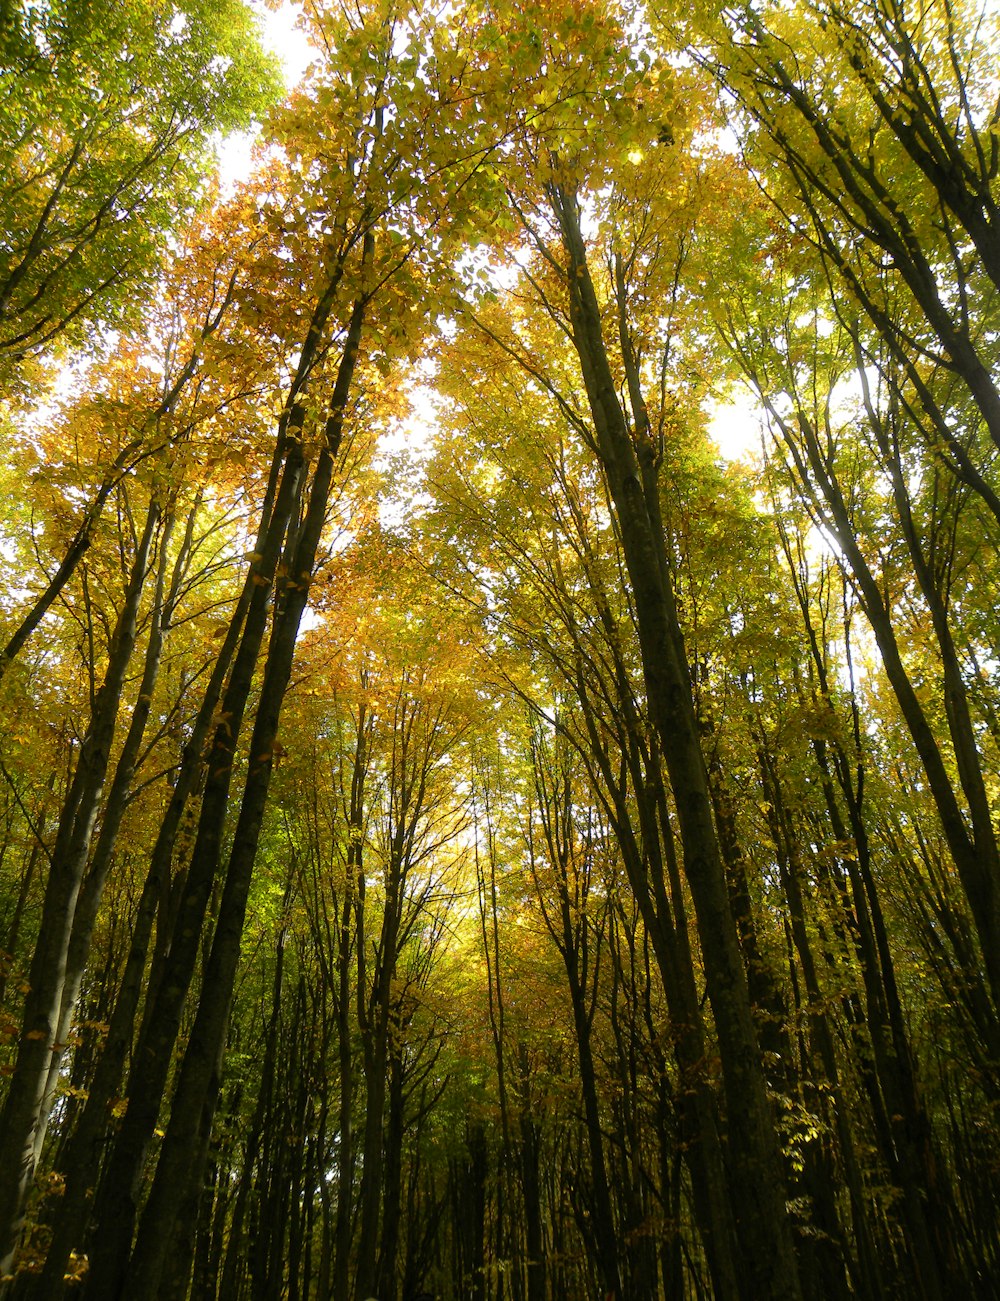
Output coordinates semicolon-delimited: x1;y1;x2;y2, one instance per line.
2;0;1000;1295
693;0;1000;1010
0;0;278;392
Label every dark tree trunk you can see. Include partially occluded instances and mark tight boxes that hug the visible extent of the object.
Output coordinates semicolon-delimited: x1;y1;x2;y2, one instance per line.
547;182;802;1301
0;495;161;1279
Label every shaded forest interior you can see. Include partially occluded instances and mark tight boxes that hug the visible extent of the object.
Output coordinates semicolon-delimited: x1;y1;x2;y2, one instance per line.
1;0;999;1297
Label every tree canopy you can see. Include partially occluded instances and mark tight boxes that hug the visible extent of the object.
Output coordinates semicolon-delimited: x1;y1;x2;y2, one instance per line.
0;0;998;1298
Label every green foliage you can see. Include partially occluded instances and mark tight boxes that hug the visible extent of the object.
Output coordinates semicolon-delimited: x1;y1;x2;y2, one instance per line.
0;0;280;390
1;0;1000;1295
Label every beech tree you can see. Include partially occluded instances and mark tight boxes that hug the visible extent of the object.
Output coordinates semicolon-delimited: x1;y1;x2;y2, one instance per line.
0;0;278;393
1;0;999;1296
693;0;1000;1012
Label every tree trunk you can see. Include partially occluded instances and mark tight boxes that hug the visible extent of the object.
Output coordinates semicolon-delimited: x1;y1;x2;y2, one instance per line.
0;495;161;1280
119;279;372;1299
547;181;802;1301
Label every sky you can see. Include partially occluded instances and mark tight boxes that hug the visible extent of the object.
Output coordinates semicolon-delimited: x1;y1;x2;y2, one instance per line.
257;2;314;84
214;3;313;185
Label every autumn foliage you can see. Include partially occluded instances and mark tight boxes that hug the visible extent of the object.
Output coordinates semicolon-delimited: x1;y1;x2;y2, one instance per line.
0;1;998;1298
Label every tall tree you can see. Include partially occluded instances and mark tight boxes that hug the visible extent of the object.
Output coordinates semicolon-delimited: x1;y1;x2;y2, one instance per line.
0;0;277;390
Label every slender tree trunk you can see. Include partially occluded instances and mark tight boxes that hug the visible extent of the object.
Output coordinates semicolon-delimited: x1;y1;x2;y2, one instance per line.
34;514;252;1296
80;393;310;1298
547;181;801;1301
473;763;515;1289
566;532;742;1300
377;1053;406;1301
119;279;372;1299
0;776;54;1012
518;1102;545;1301
354;931;395;1297
757;745;863;1301
217;892;291;1301
566;943;623;1299
530;748;623;1299
767;399;1000;1008
333;708;367;1301
35;510;178;1163
0;495;161;1280
81;234;359;1292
